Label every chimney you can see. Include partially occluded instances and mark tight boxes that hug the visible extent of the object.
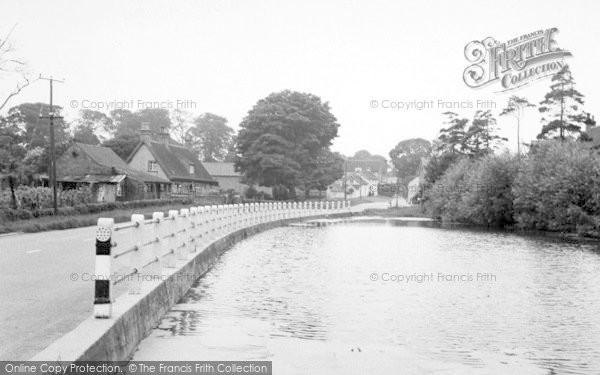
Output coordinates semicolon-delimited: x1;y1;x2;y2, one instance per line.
140;122;152;143
158;126;170;146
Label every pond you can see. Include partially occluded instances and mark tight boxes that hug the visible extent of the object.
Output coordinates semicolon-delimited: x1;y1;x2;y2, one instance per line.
132;221;600;374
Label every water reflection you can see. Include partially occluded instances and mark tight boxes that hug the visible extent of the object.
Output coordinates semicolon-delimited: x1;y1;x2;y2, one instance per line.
133;221;600;374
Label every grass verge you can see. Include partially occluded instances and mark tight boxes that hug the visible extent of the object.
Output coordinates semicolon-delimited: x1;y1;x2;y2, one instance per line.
0;201;216;235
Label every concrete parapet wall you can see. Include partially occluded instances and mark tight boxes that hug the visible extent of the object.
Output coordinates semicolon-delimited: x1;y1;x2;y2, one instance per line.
32;213;350;362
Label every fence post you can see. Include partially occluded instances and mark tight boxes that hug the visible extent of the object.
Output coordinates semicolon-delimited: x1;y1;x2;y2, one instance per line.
189;207;198;252
151;212;164;276
94;218;114;318
207;205;215;240
166;210;178;268
225;205;232;232
129;214;145;295
250;203;258;225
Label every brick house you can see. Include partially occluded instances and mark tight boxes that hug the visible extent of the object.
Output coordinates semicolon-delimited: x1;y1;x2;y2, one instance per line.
56;142;170;202
126;126;217;196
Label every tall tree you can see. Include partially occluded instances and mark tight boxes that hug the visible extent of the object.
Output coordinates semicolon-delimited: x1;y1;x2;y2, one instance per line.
72;109;113;144
537;65;586;140
5;102;69;149
389;138;431;184
189;113;234;162
303;150;344;196
464;110;506;156
235;90;340;194
347;150;387;174
436;111;469;154
110;109;141;137
499;95;535;156
170;108;193;144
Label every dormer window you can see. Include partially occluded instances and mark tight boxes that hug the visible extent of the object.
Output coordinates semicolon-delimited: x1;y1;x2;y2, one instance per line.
148;161;158;172
189;164;195;174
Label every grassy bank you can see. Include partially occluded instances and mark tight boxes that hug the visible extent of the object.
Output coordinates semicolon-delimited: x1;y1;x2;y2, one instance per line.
361;205;430;218
0;201;217;235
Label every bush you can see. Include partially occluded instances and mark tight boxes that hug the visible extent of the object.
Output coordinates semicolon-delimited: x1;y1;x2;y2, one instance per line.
425;153;518;226
512;140;600;235
60;186;93;206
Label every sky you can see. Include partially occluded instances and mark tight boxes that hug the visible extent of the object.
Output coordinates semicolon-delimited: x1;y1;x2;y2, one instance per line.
1;0;599;158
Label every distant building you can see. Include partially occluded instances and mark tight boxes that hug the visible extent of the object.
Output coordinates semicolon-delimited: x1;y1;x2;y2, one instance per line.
126;125;218;196
203;162;245;193
56;142;170;202
327;169;375;199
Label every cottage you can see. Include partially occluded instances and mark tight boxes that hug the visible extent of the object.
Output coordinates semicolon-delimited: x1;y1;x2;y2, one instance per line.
56;142;170;202
202;162;244;193
126;126;217;196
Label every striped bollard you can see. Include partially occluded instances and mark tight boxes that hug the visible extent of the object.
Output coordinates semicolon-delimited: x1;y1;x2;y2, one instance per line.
94;218;114;318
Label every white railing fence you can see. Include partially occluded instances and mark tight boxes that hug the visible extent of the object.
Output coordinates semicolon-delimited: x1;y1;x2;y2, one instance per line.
93;200;351;318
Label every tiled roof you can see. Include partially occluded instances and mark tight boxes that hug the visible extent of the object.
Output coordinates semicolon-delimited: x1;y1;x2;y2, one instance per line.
71;143;168;183
76;142;130;169
203;162;240;177
360;170;379;181
140;141;217;184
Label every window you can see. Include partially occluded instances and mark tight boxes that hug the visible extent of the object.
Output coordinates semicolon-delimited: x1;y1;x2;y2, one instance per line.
189;164;195;175
116;182;123;197
148;161;158;172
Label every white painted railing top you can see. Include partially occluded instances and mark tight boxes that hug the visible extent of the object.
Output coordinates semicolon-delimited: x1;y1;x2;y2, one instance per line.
93;200;350;318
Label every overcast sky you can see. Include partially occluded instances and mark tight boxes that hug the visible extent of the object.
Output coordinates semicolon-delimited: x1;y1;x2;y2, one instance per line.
1;0;599;158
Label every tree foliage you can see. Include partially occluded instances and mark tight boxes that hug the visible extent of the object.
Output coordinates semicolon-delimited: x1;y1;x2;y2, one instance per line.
235;90;340;194
537;65;586;140
464;110;507;156
347;150;387;173
512;140;600;235
389;138;431;184
436;112;468;154
426;153;518;226
189;113;233;162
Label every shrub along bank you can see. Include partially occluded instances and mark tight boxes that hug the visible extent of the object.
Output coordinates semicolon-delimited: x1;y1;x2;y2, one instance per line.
425;140;600;238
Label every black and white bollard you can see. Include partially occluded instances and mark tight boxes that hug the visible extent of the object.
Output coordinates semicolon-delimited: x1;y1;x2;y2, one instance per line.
94;218;114;319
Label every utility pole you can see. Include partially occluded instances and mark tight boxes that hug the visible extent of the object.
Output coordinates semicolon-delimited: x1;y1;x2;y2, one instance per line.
39;75;64;215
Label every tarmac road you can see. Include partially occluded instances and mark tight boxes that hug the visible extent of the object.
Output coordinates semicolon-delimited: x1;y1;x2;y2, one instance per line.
0;225;98;360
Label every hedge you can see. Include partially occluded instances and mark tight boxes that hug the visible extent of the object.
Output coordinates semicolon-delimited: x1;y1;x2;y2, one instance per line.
0;196;200;223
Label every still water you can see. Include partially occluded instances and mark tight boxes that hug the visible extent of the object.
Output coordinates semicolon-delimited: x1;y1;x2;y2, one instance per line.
133;221;600;374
